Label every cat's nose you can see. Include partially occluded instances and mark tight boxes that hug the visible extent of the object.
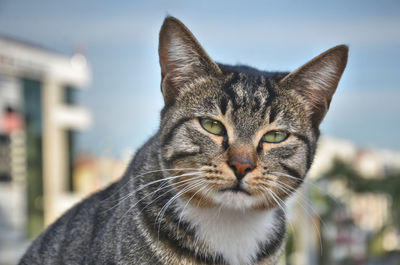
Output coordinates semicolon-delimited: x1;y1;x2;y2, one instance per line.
228;153;256;181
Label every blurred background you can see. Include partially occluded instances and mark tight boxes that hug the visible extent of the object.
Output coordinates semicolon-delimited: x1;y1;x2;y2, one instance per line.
0;0;399;264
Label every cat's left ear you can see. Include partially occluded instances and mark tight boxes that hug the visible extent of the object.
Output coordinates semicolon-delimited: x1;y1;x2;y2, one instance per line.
279;45;348;125
159;16;222;106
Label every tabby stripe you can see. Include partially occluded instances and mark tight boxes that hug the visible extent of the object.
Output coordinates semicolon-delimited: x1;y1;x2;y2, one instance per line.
256;75;264;89
222;73;240;109
293;133;309;145
259;99;268;121
257;140;263;154
265;86;277;123
270;145;299;159
252;96;261;113
136;195;224;264
222;136;229;151
279;162;303;181
224;72;240;90
219;97;228;115
292;133;312;170
162;117;192;147
265;83;276;105
267;107;277;124
165;151;200;165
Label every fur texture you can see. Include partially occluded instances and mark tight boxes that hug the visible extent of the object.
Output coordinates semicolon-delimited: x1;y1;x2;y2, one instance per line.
19;17;348;265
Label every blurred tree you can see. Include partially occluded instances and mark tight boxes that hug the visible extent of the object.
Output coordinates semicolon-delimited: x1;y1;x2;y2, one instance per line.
318;157;400;263
323;158;400;226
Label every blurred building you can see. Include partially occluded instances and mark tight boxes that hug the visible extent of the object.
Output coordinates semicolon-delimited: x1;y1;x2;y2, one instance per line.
72;154;128;195
0;34;91;255
288;136;400;265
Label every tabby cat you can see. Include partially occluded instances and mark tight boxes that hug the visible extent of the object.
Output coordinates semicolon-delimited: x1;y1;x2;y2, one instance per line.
19;16;348;265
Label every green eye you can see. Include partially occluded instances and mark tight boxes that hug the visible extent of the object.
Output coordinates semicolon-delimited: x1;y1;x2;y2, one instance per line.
262;131;289;143
200;118;226;136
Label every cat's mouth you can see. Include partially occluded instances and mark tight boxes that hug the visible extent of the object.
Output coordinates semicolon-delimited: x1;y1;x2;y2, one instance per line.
219;184;251;196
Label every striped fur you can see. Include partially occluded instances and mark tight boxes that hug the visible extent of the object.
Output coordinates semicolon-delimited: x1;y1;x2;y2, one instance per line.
19;17;347;265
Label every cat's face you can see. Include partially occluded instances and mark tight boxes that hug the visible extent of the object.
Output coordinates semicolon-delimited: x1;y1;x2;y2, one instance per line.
158;17;347;211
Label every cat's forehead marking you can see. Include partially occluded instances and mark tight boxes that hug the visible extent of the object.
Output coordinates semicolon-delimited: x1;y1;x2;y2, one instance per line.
224;74;274;105
223;73;267;108
218;73;283;140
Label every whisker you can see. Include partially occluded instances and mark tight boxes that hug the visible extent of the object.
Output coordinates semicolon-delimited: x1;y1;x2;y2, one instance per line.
196;185;214;208
273;179;323;223
269;171;301;181
106;171;204;212
265;176;323;253
191;185;215;248
115;175;205;222
129;171;204;198
176;184;209;237
136;176;206;215
156;180;205;224
269;171;340;205
101;167;204;202
156;181;205;240
262;186;296;235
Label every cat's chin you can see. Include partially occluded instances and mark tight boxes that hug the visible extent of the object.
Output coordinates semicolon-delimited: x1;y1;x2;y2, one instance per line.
211;190;263;211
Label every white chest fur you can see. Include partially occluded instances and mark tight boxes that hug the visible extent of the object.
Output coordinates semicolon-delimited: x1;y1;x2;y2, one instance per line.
176;201;280;265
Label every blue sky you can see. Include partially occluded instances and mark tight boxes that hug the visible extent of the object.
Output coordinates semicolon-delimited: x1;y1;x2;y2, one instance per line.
1;0;399;155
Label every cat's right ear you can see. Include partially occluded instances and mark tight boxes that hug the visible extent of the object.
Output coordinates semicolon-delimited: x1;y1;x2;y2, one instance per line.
279;45;348;125
159;16;222;106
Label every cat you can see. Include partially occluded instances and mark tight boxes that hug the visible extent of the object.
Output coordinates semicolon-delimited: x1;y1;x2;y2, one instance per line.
19;16;348;265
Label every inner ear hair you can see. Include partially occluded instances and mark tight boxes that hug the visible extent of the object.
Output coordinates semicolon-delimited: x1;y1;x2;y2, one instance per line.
279;45;348;125
158;16;222;106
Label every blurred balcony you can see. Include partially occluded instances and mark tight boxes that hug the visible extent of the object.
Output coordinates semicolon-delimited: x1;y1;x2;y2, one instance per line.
0;35;91;264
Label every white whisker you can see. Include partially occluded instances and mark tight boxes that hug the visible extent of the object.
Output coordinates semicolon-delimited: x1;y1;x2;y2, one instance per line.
101;167;204;202
116;175;205;222
137;175;206;215
265;175;323;252
106;171;204;212
156;180;205;240
176;184;209;237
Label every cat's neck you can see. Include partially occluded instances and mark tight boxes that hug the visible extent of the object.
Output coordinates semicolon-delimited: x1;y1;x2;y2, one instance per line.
176;200;285;265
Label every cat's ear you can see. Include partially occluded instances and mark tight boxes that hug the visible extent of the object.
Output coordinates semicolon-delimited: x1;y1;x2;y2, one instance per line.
279;45;348;125
159;16;222;106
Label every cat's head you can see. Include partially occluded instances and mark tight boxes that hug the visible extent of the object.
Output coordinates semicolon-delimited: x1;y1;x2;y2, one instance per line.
158;17;347;211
